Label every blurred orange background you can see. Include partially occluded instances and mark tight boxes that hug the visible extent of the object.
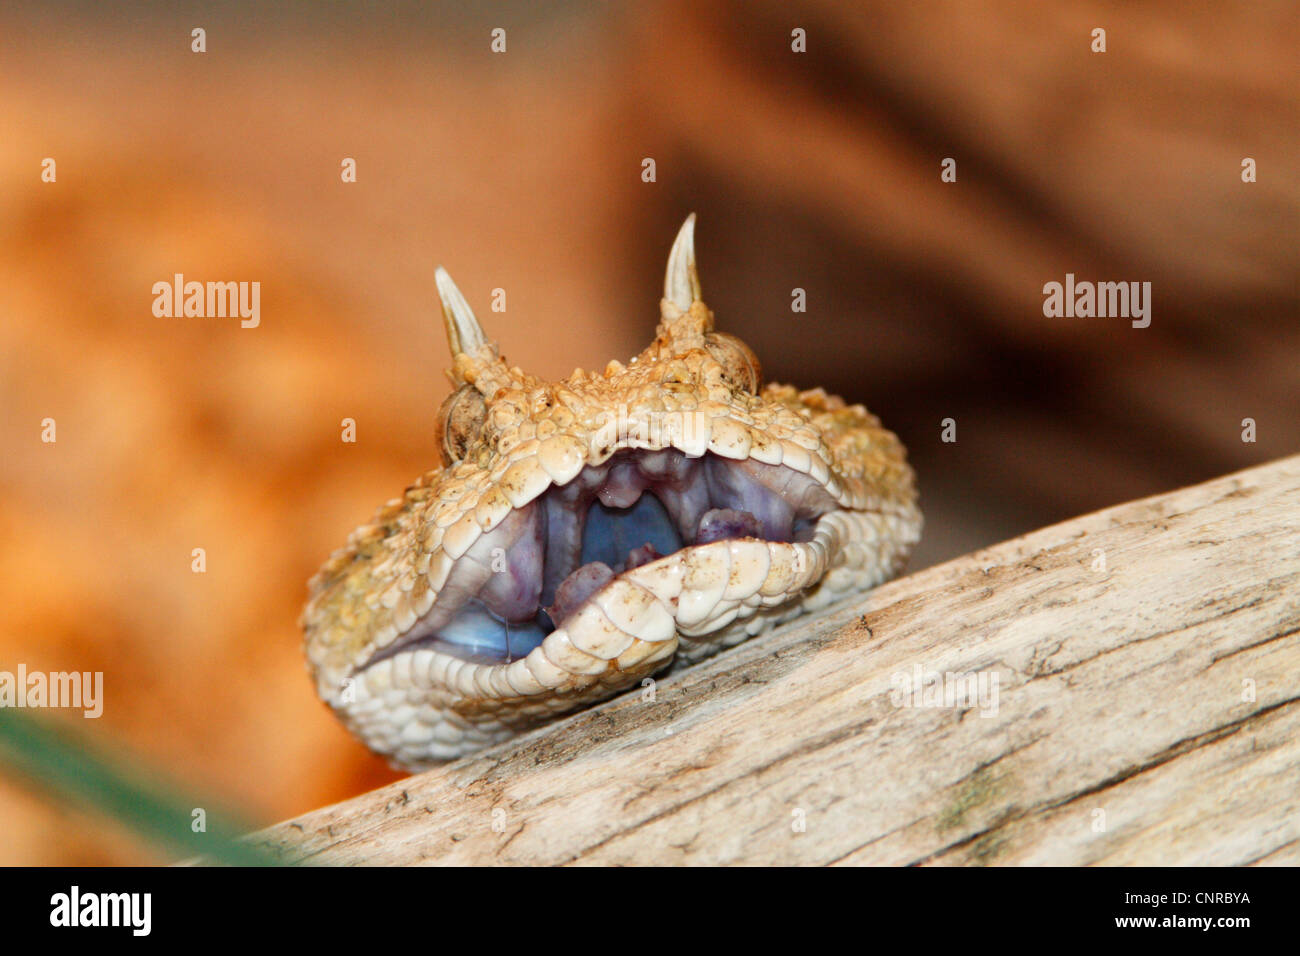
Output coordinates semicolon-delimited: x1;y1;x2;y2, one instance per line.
1;1;1296;863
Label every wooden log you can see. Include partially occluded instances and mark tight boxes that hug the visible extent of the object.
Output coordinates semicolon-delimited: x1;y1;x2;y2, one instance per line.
255;455;1300;865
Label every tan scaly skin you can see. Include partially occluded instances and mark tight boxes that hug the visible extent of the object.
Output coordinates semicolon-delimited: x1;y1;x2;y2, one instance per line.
302;216;922;770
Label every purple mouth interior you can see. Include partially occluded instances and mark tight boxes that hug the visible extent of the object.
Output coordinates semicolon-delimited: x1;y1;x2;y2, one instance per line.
363;448;838;668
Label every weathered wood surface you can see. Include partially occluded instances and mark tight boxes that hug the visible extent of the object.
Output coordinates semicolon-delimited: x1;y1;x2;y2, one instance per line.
257;455;1300;865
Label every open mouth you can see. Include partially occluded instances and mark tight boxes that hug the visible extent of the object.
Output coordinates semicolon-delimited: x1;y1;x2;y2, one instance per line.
362;448;840;669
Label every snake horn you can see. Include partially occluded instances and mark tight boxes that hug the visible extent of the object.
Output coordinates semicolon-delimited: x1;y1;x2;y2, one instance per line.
663;213;702;313
435;266;488;356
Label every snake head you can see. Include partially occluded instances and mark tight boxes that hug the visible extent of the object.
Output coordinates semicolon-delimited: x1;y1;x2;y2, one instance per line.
303;215;921;768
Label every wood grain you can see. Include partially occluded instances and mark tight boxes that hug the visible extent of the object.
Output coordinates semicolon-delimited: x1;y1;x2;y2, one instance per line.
255;455;1300;865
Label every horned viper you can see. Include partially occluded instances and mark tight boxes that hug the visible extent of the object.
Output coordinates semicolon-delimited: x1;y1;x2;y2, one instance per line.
302;216;921;769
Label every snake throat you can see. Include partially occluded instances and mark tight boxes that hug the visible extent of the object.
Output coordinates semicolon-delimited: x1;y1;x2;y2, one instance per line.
359;449;838;670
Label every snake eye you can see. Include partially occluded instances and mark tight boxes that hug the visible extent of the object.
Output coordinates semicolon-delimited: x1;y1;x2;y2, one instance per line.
436;385;488;466
705;332;762;394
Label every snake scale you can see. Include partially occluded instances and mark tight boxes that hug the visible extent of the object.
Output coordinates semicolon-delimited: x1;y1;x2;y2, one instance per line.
302;216;922;769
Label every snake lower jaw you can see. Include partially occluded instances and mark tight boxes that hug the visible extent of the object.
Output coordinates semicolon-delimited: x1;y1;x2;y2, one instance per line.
334;497;919;769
